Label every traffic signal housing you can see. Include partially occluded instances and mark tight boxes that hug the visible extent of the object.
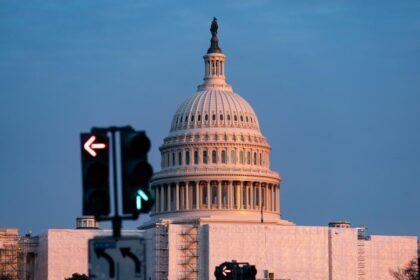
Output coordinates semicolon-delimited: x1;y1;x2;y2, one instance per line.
241;264;257;280
120;130;154;216
215;262;235;280
81;133;110;217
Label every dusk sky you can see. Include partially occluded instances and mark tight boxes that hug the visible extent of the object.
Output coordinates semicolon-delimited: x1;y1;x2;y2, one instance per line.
1;1;419;237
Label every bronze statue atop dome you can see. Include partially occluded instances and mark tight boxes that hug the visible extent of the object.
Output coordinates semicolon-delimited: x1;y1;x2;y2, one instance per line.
207;17;222;54
210;17;218;37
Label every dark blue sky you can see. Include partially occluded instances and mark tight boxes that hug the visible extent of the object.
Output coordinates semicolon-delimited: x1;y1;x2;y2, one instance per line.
1;1;419;237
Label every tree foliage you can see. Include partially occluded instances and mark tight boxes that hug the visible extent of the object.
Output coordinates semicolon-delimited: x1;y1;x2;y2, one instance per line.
390;258;419;280
64;273;88;280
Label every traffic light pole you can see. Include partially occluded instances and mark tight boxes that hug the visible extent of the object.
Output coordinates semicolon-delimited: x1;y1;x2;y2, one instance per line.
91;126;138;239
110;128;122;238
82;125;154;239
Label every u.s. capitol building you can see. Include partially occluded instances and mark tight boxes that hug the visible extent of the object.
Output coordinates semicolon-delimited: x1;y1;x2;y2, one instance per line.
7;20;416;280
138;19;417;280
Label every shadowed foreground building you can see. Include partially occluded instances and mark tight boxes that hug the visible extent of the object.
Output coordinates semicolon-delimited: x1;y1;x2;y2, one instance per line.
6;21;417;280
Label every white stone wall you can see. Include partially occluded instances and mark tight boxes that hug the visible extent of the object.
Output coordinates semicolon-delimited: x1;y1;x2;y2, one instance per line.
204;224;417;280
364;235;417;280
35;229;145;280
41;225;416;280
36;230;98;280
329;227;358;280
206;224;329;279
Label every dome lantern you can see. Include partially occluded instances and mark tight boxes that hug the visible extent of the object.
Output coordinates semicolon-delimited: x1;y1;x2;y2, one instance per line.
199;18;231;91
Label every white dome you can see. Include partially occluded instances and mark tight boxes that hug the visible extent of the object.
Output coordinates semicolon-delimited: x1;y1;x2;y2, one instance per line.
171;89;260;132
149;26;284;224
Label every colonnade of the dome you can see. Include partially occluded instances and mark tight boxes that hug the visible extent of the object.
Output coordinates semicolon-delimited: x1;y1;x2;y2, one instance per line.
160;144;270;169
151;180;280;215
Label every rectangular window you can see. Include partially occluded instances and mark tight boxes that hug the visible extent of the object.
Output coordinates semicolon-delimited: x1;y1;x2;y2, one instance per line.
186;151;190;165
172;153;175;166
178;151;182;165
194;150;199;164
203;150;208;164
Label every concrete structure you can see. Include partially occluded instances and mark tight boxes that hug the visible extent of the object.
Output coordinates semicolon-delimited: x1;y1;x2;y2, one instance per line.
139;20;418;280
7;20;417;280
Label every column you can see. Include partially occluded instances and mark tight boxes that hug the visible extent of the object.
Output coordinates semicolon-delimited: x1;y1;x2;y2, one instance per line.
229;181;233;209
250;183;254;210
246;183;250;209
176;182;179;211
218;181;222;209
167;184;171;212
207;181;211;209
156;185;160;213
236;183;241;209
265;184;269;211
163;185;167;212
185;183;189;210
195;182;200;210
272;185;276;212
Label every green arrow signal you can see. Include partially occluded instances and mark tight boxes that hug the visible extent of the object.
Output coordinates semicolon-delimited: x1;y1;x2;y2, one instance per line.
136;189;149;210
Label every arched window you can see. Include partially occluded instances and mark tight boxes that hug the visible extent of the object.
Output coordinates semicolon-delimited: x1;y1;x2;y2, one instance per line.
205;114;209;121
172;153;175;166
227;115;231;121
240;116;244;122
203;150;208;164
240;151;244;164
185;115;188;122
212;114;216;121
231;150;236;164
247;151;251;165
259;153;262;165
212;150;217;163
186;150;190;165
179;116;183;123
221;150;226;163
220;114;223;121
198;115;201;121
178;151;182;165
191;115;194;122
246;116;249;122
234;115;238;121
194;150;199;164
254;152;257;165
167;153;170;167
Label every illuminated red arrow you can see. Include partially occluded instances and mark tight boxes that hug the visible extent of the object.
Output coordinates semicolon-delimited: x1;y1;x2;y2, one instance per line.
222;265;232;276
84;135;106;157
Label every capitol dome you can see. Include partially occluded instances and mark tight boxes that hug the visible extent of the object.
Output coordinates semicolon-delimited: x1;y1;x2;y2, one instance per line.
150;20;286;224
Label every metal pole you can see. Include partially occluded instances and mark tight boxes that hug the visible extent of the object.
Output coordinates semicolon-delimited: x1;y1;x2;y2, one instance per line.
261;199;264;223
111;128;121;238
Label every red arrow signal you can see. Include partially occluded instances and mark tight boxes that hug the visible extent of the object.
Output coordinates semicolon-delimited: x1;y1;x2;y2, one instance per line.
222;265;232;276
84;135;106;157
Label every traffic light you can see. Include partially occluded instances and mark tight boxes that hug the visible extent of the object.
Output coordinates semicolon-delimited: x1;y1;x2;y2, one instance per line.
120;130;154;215
215;262;235;280
241;264;257;280
81;132;110;217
